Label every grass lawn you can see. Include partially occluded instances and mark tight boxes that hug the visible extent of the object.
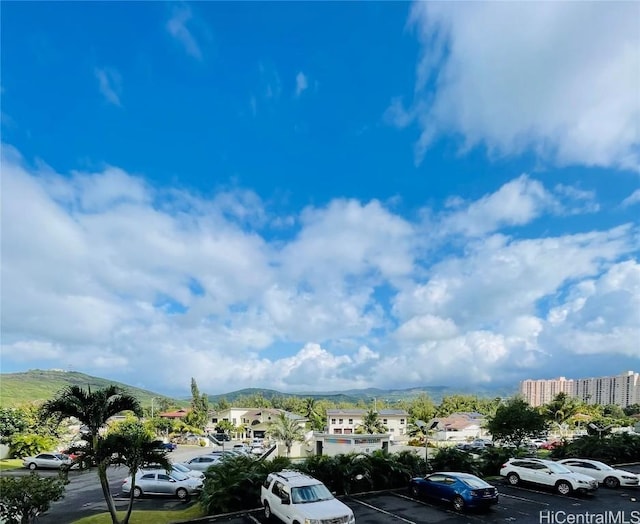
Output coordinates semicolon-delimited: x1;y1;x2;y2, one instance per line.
0;458;23;470
70;503;205;524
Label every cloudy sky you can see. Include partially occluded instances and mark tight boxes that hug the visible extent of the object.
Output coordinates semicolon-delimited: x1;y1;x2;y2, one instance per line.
2;2;639;397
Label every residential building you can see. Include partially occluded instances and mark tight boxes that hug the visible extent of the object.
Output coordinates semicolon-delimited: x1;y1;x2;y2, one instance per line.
158;408;191;420
211;407;307;439
520;371;640;409
429;412;488;442
326;409;409;440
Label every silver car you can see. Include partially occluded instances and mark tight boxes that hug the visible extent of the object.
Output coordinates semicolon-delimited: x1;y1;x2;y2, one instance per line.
184;454;223;471
23;453;72;470
122;470;203;500
143;462;205;480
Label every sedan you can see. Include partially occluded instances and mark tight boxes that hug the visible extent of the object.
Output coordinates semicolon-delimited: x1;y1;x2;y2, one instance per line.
122;471;203;500
184;454;222;471
23;453;72;470
409;472;499;511
558;459;640;489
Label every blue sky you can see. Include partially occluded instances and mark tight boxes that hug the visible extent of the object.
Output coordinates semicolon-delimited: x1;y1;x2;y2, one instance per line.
2;2;639;397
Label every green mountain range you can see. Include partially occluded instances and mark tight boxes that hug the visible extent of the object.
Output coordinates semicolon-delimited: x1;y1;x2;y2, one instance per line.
0;369;181;408
0;369;515;408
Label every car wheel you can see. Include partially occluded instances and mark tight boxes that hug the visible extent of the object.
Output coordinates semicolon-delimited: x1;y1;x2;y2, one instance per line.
556;481;572;495
410;484;420;498
264;502;272;521
506;473;519;486
28;463;37;470
133;487;143;498
176;488;189;501
452;495;465;512
604;476;620;489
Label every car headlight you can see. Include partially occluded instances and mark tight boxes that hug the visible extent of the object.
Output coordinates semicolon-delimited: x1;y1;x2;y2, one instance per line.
577;480;587;484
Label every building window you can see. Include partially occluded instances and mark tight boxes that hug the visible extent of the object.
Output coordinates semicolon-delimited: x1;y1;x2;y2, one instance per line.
331;418;336;424
212;418;218;423
339;419;343;424
400;419;405;424
232;419;236;425
334;429;343;434
348;418;353;424
390;428;395;432
383;419;387;424
344;428;353;434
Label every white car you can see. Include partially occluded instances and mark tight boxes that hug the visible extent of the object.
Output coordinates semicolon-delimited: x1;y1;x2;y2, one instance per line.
500;458;598;495
261;470;355;524
141;462;205;480
557;459;640;489
122;470;203;500
22;453;72;470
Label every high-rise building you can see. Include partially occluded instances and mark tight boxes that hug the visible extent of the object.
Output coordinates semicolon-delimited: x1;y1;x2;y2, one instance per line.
520;371;639;408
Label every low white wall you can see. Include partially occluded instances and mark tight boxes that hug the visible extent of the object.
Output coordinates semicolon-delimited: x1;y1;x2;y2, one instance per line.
0;443;11;460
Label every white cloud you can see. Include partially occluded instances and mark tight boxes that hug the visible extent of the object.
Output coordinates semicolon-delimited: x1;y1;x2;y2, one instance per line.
94;67;122;106
295;72;308;97
397;2;640;170
1;145;638;394
167;6;202;60
622;189;640;208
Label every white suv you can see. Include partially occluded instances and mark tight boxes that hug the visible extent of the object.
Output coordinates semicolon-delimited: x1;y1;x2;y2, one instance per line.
261;470;355;524
500;458;598;495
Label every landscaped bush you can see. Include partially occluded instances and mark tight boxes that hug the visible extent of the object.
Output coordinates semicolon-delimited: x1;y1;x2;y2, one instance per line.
477;446;517;477
429;447;480;476
550;433;640;463
9;434;57;458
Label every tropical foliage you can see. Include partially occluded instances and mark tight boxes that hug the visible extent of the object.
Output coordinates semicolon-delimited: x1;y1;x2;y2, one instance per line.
550;433;640;463
355;409;387;434
0;472;68;524
486;397;548;447
267;412;305;456
42;385;142;524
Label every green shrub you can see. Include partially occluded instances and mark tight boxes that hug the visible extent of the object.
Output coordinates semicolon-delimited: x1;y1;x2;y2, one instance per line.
477;446;517;477
0;472;68;524
550;433;640;463
430;447;480;476
9;434;57;458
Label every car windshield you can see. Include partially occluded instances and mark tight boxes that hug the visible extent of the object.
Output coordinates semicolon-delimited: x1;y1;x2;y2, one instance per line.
547;463;572;473
170;472;189;481
173;464;189;473
461;476;488;489
54;454;67;460
291;484;334;503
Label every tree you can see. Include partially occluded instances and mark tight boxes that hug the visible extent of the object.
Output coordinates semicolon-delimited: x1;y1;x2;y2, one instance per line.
101;422;171;524
301;398;325;431
0;473;68;524
185;378;209;430
0;408;28;442
355;409;387;434
42;385;142;524
406;393;436;423
486;397;548;448
543;393;580;425
624;404;640;416
267;412;305;457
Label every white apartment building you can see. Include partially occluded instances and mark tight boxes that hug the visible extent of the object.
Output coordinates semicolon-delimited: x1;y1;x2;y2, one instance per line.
211;407;307;439
520;371;640;409
326;409;409;440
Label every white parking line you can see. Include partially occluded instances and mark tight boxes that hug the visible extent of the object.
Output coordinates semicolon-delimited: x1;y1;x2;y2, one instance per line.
391;492;487;523
349;498;417;524
247;516;261;524
501;484;587;502
500;492;550;506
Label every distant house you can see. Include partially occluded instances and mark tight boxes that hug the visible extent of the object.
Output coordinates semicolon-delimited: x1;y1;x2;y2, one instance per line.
429;412;488;441
326;409;409;440
158;408;191;420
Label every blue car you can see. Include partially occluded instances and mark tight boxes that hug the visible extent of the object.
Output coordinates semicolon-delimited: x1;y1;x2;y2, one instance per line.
409;471;498;511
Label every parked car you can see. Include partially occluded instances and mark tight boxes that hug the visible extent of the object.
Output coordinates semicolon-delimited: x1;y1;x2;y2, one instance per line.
213;433;231;441
261;470;355;524
557;459;640;489
409;472;499;511
184;454;223;471
251;445;266;456
140;462;205;480
23;453;72;470
500;458;598;495
122;470;203;500
232;444;251;455
156;442;177;452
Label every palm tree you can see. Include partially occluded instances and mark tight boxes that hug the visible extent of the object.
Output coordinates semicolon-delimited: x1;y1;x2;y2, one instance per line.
42;385;142;524
267;412;305;457
100;424;170;524
355;409;387;434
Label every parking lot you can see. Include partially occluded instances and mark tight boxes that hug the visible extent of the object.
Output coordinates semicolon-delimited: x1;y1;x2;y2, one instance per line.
203;464;640;524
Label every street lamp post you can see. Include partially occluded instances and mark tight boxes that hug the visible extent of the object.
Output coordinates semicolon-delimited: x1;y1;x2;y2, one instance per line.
415;420;439;473
588;422;613;439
